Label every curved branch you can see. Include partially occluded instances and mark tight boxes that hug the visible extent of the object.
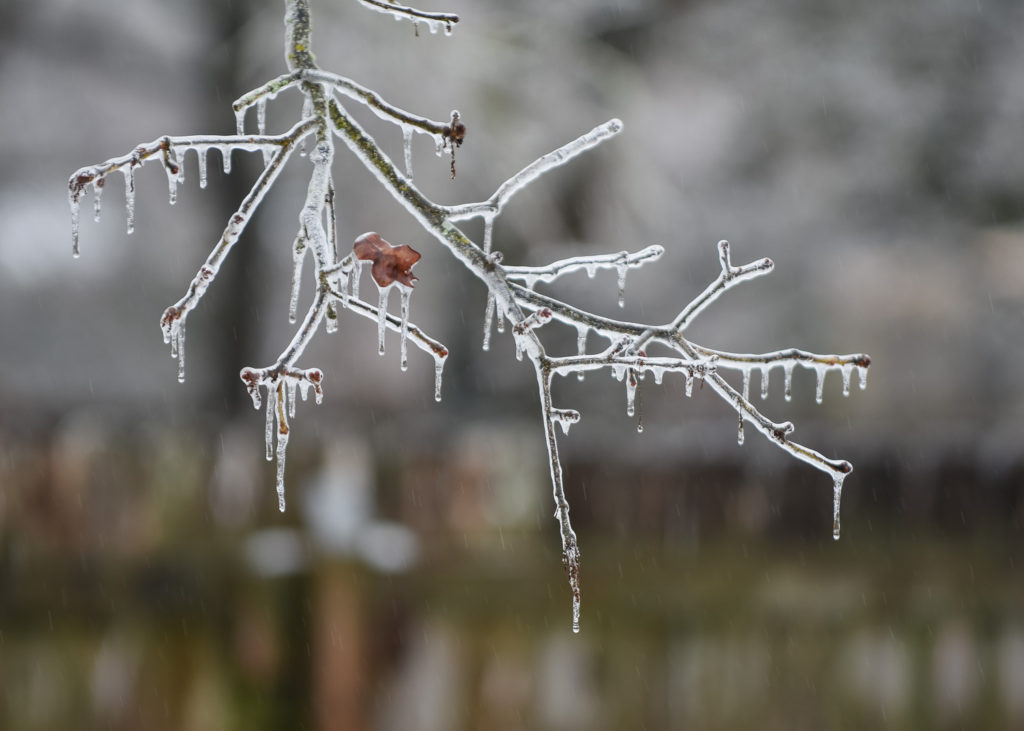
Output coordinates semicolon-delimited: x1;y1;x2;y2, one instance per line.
442;119;624;221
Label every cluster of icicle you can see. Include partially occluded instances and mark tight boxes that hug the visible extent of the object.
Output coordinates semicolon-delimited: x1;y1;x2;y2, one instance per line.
69;0;870;635
240;367;324;511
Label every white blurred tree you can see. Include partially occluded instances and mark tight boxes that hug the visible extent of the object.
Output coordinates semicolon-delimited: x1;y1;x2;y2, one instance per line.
68;0;870;632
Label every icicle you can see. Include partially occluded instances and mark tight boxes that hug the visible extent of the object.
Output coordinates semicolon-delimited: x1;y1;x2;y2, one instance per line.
625;371;637;417
123;166;136;235
738;368;753;444
783;362;795;402
434;357;445;402
841;364;853;397
70;188;81;258
221;147;232;175
616;257;628;308
832;472;845;540
399;285;411;371
576;326;587;381
276;428;289;512
287;379;297;419
175;323;186;383
235;107;246;135
760;365;770;400
402;126;414;179
812;365;825;404
165;159;178;205
482;292;495;351
310;370;324;404
262;145;275;167
256;98;267;135
93;179;104;222
857;364;869;390
377;286;389;355
515;336;524;361
564;542;581;634
685;373;694;398
351;261;362;301
483;216;495;254
289;237;306;324
265;388;276;461
551;408;581;436
495;309;505;334
197;147;208;189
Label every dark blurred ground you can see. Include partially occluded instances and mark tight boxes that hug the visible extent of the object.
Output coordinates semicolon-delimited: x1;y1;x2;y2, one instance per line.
1;0;1023;729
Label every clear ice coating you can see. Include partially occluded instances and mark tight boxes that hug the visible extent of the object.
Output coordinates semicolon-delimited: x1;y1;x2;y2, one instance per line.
377;286;389;355
164;316;188;384
482;292;495;351
814;364;827;404
69;188;81;258
832;473;845;540
66;13;871;634
257;98;267;135
482;216;494;254
123;166;136;234
93;179;104;222
289;235;306;324
275;428;289;512
857;364;869;390
433;357;444;402
264;384;276;461
197;147;209;189
399;285;412;371
738;368;752;445
616;256;628;308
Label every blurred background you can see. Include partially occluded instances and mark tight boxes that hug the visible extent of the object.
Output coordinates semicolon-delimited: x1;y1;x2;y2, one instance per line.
2;0;1023;728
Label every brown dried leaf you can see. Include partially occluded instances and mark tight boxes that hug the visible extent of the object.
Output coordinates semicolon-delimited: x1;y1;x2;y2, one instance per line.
353;232;421;288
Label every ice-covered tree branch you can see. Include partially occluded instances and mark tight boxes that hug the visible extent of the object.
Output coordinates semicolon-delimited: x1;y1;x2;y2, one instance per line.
68;0;870;633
